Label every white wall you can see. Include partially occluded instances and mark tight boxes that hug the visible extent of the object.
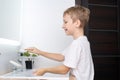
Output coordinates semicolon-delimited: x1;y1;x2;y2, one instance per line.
20;0;75;68
0;0;21;41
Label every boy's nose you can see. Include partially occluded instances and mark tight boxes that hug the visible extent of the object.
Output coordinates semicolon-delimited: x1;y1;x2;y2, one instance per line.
62;24;65;29
62;25;64;29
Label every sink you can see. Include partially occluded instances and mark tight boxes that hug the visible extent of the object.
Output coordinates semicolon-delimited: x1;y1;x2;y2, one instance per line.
3;70;34;77
0;69;69;80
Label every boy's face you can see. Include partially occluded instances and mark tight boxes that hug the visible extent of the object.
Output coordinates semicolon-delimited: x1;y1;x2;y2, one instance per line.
62;14;76;36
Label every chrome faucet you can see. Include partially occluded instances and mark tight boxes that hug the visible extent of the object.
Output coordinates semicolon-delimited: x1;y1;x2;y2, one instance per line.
9;60;23;72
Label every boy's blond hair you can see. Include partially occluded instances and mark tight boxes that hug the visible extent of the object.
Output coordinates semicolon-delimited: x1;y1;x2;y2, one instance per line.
63;5;90;28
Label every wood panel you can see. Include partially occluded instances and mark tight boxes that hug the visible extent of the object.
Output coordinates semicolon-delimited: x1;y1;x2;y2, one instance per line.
93;57;119;80
89;6;117;30
89;31;118;55
88;0;117;5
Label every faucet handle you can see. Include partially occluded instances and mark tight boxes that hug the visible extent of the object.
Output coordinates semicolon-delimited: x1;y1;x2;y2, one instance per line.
18;58;22;63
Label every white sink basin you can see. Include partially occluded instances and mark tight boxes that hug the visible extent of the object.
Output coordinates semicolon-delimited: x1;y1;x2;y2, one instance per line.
0;69;69;80
3;70;35;77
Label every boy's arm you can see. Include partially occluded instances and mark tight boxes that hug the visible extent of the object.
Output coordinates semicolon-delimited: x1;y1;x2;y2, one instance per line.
25;47;64;62
33;65;70;76
39;51;64;61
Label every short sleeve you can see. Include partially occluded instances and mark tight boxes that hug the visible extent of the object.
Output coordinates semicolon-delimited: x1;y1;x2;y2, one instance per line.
62;41;82;69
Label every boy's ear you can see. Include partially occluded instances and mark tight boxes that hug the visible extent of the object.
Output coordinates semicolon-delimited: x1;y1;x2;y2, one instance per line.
75;19;81;28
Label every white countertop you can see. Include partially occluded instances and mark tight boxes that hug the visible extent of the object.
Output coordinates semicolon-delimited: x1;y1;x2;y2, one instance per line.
0;69;69;80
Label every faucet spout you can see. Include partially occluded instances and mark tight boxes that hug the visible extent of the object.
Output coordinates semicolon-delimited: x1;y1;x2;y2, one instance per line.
9;60;22;67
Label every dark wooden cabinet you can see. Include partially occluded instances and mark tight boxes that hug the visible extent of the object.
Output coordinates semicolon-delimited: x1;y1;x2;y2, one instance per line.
93;57;119;80
75;0;120;80
89;31;118;55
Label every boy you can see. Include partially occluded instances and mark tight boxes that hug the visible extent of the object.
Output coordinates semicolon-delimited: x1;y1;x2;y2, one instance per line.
26;5;94;80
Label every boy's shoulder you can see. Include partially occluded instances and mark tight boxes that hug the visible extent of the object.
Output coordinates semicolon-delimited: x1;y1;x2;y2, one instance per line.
74;36;88;42
71;36;89;45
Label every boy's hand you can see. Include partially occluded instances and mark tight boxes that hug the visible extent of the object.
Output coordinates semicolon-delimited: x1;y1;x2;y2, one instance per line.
25;47;40;55
33;68;46;76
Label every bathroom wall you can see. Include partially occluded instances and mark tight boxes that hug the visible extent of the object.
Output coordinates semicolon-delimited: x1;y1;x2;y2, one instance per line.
0;38;20;75
0;0;21;41
20;0;75;68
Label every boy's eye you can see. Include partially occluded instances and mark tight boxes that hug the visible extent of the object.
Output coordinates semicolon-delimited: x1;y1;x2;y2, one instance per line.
64;21;67;24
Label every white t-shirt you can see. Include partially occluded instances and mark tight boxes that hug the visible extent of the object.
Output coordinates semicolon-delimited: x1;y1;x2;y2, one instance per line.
62;36;94;80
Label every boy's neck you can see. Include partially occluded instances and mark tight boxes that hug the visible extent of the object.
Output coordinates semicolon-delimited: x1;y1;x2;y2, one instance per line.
73;29;84;40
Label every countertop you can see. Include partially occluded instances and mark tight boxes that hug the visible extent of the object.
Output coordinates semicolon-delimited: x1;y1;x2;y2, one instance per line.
0;69;69;80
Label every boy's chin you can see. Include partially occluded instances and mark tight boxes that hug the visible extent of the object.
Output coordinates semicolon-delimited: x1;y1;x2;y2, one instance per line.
64;32;72;36
65;33;71;36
